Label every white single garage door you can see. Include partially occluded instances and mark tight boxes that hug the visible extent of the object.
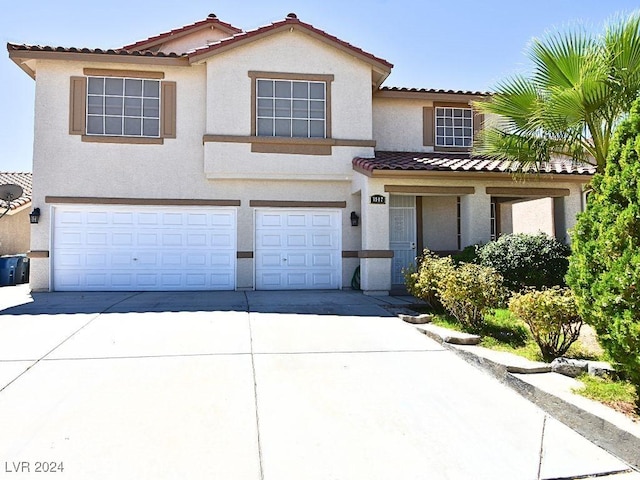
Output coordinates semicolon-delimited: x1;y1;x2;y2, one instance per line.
52;205;236;291
255;209;342;290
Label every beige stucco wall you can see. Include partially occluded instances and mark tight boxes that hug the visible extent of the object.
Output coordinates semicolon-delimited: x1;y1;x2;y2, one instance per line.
510;198;555;236
422;196;458;251
0;208;30;255
372;98;432;152
204;30;374;140
158;27;234;54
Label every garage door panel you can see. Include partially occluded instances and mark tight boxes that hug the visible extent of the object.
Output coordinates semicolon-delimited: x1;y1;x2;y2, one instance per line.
53;206;236;291
211;253;233;267
212;233;233;247
255;209;341;290
286;234;307;247
311;213;334;227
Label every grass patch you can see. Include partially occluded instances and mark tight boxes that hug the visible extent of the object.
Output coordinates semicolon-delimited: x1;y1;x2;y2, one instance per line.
420;307;603;363
572;375;639;419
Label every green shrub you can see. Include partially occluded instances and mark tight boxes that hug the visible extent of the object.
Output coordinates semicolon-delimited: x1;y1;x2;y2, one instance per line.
403;250;454;309
452;244;480;265
438;263;508;331
567;95;640;412
477;233;571;291
509;287;582;362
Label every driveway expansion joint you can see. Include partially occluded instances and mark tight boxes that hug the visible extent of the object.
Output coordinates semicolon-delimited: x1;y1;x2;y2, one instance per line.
409;322;640;470
0;292;145;394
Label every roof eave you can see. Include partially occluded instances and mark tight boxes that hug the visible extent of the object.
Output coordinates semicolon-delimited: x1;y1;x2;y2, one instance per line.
354;165;593;183
374;89;488;102
7;45;190;75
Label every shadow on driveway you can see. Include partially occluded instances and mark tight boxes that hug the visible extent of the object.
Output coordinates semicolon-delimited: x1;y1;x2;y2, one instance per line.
0;287;419;317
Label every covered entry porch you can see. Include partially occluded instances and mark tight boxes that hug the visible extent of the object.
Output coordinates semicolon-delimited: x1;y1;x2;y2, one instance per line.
352;152;594;295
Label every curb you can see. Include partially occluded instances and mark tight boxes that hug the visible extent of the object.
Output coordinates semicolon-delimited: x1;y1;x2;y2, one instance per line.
411;323;640;470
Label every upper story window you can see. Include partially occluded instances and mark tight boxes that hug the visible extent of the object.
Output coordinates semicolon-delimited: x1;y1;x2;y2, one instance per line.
86;77;161;137
256;79;326;138
435;106;473;147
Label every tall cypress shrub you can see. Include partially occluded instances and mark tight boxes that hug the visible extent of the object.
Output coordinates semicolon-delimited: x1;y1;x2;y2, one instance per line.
567;97;640;411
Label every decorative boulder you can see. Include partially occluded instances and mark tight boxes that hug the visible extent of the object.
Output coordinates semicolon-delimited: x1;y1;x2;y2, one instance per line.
551;357;588;378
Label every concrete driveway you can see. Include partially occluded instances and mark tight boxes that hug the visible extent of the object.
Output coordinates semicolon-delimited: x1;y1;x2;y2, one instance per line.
0;286;635;479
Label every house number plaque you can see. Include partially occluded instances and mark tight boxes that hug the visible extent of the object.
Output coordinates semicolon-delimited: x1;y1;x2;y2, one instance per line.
370;194;386;204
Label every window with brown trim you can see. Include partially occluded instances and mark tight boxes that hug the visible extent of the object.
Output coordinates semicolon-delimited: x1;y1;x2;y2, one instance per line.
256;79;326;138
435;106;473;147
69;72;176;143
423;103;484;150
248;71;333;141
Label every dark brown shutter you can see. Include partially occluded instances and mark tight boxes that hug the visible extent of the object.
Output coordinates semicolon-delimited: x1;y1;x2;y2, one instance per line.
423;106;434;146
69;76;87;135
161;81;177;139
473;111;484;139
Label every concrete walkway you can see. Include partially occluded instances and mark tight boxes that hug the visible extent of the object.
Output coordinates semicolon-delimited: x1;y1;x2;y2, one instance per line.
0;286;636;479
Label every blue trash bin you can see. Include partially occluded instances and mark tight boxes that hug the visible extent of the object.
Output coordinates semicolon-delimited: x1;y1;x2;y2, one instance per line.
15;255;30;284
0;256;20;286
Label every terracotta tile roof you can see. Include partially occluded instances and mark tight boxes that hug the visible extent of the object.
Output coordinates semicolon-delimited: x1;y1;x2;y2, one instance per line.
187;13;393;70
0;172;32;210
353;152;597;175
379;86;490;96
122;14;243;51
6;43;182;58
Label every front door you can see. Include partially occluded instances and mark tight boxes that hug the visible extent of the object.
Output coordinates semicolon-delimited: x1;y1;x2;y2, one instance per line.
389;195;417;285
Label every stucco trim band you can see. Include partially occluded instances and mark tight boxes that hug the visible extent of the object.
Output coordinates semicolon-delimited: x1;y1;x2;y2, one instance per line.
81;136;164;145
358;250;394;258
384;185;475;195
28;251;49;258
83;68;165;79
203;135;375;147
485;187;571;197
249;200;347;208
45;197;241;206
342;251;359;258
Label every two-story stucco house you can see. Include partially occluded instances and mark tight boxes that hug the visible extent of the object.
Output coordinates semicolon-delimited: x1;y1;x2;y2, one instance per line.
8;13;595;294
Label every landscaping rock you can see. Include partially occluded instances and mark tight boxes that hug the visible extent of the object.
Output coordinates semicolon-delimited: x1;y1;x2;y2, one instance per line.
399;313;433;324
587;361;615;378
416;324;481;345
551;358;588;378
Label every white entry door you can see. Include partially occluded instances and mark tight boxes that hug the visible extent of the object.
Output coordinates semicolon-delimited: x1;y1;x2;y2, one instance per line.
255;209;341;290
52;205;237;291
389;195;417;285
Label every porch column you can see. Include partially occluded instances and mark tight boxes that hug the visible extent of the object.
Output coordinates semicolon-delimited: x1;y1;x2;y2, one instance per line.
359;182;392;295
557;184;584;244
460;190;492;248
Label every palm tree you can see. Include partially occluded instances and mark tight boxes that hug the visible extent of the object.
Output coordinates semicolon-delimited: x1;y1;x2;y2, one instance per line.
473;12;640;172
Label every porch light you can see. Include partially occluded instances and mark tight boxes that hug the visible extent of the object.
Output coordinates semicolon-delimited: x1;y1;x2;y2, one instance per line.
29;208;41;224
350;211;359;227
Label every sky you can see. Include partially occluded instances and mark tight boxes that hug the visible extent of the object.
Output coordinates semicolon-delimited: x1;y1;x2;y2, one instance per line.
1;0;639;172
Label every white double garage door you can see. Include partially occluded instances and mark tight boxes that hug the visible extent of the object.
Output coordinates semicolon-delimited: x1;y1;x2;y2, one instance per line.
52;205;342;291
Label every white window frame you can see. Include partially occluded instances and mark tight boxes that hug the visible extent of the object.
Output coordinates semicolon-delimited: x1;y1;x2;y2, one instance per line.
256;79;326;139
435;106;473;147
86;76;161;138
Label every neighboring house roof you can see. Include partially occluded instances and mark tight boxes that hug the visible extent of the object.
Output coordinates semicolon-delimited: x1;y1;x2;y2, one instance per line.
353;152;597;176
186;13;393;73
122;13;243;52
0;172;32;212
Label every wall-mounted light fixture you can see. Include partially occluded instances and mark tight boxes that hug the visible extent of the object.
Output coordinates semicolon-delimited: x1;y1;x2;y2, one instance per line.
29;208;41;224
350;211;359;227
